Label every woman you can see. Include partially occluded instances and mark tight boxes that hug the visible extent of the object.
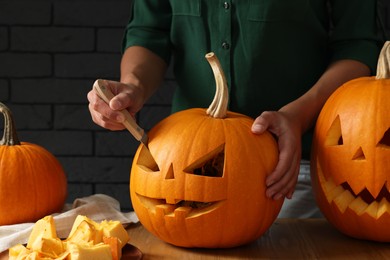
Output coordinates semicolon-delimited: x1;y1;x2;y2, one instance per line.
88;1;381;217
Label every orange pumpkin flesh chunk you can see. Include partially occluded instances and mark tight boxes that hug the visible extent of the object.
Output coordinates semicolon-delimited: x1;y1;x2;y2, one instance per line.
27;216;58;249
9;215;129;260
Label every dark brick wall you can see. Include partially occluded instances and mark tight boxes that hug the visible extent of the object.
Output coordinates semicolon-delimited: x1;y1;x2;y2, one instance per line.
0;0;389;212
0;0;176;211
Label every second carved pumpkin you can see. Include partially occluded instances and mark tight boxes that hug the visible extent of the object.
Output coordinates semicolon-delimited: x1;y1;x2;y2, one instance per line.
311;42;390;241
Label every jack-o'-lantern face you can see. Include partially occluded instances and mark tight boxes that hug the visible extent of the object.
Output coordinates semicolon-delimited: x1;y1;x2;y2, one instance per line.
133;137;227;220
130;108;282;248
311;67;390;241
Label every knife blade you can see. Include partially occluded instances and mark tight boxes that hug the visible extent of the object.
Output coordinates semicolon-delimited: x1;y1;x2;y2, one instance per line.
93;79;149;148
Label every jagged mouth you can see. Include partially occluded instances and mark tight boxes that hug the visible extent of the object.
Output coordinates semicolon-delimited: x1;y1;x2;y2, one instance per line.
341;183;390;204
317;161;390;218
136;193;224;219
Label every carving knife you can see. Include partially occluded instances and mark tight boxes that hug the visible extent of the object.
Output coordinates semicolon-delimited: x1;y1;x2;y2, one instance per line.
93;79;149;148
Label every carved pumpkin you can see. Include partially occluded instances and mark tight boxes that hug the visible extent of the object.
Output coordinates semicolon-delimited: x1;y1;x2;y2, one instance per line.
130;53;282;248
311;42;390;241
0;102;67;225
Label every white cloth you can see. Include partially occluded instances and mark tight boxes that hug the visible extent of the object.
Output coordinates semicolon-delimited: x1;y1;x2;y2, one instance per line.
0;194;139;253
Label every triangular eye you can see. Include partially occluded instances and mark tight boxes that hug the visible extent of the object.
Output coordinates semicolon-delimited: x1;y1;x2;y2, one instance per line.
325;115;343;146
184;144;225;178
136;146;160;172
352;147;366;160
378;128;390;148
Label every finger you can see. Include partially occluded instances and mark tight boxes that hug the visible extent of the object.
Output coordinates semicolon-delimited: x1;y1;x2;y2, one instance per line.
265;142;299;198
266;162;299;200
88;102;126;130
251;111;276;134
285;163;300;199
110;92;138;116
91;112;125;131
265;142;294;187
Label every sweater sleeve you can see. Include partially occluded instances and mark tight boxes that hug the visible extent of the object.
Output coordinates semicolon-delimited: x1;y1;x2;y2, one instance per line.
328;0;382;74
122;0;172;65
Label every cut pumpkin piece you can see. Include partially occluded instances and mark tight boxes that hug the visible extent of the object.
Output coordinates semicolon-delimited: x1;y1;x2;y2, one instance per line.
8;244;31;260
30;237;65;259
66;220;103;245
99;220;129;248
67;242;112;260
103;237;121;260
27;216;58;249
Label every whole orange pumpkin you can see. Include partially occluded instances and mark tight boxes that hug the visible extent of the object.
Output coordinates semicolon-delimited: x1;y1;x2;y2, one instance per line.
0;102;67;225
130;53;283;248
311;41;390;241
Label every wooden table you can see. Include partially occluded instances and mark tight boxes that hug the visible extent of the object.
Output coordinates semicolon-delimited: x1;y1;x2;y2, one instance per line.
2;219;390;259
127;218;390;259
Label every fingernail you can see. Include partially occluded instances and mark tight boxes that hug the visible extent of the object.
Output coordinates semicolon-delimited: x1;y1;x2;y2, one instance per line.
266;180;274;187
251;124;264;133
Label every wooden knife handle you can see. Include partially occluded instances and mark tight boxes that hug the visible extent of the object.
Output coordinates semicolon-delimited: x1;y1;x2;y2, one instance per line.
93;79;147;143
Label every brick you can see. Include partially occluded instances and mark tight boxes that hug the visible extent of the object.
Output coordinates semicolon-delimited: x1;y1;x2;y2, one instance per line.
11;27;95;52
66;183;94;204
0;1;51;25
54;1;132;27
95;184;132;211
12;79;93;103
4;104;52;129
97;28;124;53
18;130;93;156
0;53;51;77
54;105;100;130
95;131;140;156
0;80;9;101
59;157;131;183
55;53;121;78
139;105;171;130
0;27;8;50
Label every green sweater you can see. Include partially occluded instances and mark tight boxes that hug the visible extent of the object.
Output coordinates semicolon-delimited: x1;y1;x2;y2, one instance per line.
123;0;381;159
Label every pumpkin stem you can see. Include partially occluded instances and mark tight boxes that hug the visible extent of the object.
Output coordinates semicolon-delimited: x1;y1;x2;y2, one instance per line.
376;41;390;79
205;52;229;118
0;102;21;146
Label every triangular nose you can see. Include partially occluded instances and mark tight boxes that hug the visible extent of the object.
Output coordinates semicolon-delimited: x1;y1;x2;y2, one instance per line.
165;164;175;179
352;146;365;160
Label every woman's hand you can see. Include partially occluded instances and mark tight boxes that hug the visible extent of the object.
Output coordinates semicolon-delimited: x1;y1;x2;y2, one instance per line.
252;60;372;201
87;80;145;131
88;46;167;131
252;111;302;200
